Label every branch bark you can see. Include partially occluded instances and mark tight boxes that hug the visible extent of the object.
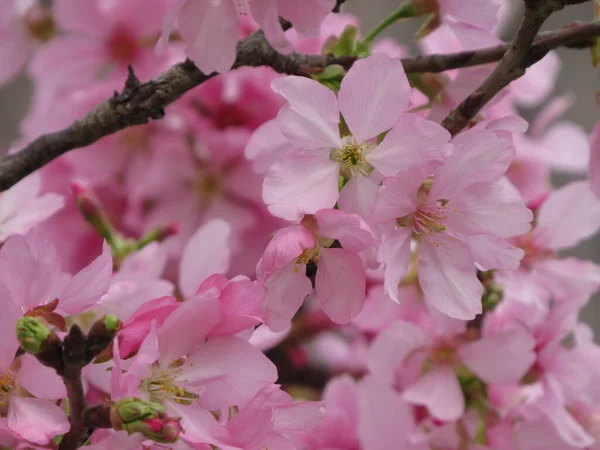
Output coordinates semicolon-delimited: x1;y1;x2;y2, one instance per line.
441;0;591;135
1;17;599;191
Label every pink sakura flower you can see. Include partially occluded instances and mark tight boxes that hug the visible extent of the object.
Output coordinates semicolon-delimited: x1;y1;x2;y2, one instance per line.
0;231;113;317
366;319;536;423
503;181;600;302
263;53;451;221
223;385;324;450
257;208;377;330
111;292;277;447
370;127;532;319
297;375;360;450
158;0;334;74
0;172;63;242
590;122;600;200
0;0;55;85
0;286;69;445
31;0;174;91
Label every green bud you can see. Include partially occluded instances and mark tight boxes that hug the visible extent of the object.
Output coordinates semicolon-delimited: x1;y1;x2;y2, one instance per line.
103;314;120;331
111;398;165;430
16;317;51;354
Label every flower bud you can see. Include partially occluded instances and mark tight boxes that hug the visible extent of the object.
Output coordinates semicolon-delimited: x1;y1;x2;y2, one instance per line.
85;314;121;364
110;398;182;443
16;317;51;354
71;182;117;247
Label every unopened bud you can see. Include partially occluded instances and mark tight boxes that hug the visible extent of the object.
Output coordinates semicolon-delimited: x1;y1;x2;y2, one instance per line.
71;182;117;246
16;316;63;371
16;317;51;354
85;315;121;364
110;398;182;443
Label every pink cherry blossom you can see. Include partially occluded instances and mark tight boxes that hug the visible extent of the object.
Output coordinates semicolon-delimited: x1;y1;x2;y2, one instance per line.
158;0;334;74
590;122;600;200
371;128;532;319
258;208;376;330
263;53;450;220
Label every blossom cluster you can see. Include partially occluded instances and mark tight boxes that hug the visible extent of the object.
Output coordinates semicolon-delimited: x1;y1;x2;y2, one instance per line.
1;0;600;449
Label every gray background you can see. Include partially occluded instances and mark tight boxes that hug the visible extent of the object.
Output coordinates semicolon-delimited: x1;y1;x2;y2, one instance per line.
0;0;598;326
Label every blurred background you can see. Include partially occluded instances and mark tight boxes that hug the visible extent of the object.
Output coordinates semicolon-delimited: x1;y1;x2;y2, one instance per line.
0;0;598;326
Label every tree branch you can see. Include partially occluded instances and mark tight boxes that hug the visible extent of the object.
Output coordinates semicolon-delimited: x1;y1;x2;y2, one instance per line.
1;17;598;191
401;20;600;73
441;0;590;135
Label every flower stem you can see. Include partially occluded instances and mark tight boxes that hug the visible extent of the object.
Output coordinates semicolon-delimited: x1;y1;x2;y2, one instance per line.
363;1;420;44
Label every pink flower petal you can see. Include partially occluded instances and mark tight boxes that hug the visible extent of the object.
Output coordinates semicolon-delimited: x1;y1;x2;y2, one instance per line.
380;228;413;303
368;114;451;178
358;375;414;450
337;175;380;219
458;330;536;384
166;402;235;448
157;291;221;365
419;234;482;319
464;234;525;271
59;241;113;314
182;336;278;410
272;76;342;150
262;262;312;332
262;225;315;272
533;181;600;250
251;0;292;53
370;172;421;224
314;209;377;253
8;397;69;445
245;119;294;173
431;128;513;200
263;153;340;221
278;0;335;37
17;354;66;400
367;321;429;384
179;0;238;73
54;0;110;36
338;54;410;143
179;219;231;299
590;122;600;199
401;366;465;422
315;247;366;324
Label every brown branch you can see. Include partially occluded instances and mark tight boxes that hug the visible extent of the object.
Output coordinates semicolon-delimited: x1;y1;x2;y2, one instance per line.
2;16;599;191
401;20;600;73
0;31;353;192
441;0;592;136
58;367;86;450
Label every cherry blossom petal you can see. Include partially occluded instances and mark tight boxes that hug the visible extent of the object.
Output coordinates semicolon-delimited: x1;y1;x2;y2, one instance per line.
533;181;600;250
278;0;335;37
166;402;235;448
458;330;536;384
179;219;231;299
263;153;340;221
401;366;465;422
315;248;366;324
539;121;590;173
314;209;377;253
54;0;110;36
591;123;600;199
367;321;429;384
262;262;312;332
245;119;295;173
156;0;185;55
338;53;410;143
464;234;525;271
511;51;560;107
182;336;278;410
7;397;69;445
178;0;238;73
0;233;61;311
157;291;221;365
262;225;316;272
443;179;533;238
272;76;342;149
419;234;483;319
380;228;413;303
358;375;414;450
17;354;66;400
59;241;112;314
431;128;513;200
531;258;600;301
370;172;421;224
251;0;292;53
337;175;380;219
368;114;451;178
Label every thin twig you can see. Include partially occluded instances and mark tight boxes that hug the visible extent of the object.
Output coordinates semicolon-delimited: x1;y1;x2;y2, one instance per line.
441;0;591;135
58;367;87;450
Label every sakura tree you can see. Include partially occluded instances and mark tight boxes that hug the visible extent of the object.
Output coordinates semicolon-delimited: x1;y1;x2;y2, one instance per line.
1;0;600;449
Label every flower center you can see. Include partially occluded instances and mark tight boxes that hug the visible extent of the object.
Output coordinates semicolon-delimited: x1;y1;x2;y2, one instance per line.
142;363;199;406
330;136;374;178
397;202;448;236
106;25;141;66
23;5;56;42
0;368;17;415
